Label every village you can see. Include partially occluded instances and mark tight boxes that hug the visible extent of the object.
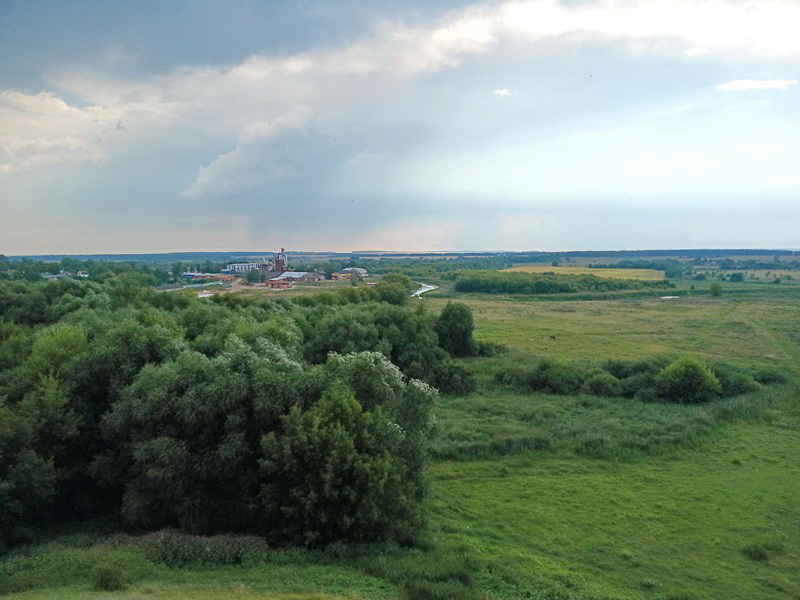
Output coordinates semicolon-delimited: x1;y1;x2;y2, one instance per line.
180;248;370;292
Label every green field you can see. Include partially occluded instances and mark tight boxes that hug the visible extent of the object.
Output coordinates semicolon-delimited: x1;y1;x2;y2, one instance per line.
503;265;666;280
4;280;799;600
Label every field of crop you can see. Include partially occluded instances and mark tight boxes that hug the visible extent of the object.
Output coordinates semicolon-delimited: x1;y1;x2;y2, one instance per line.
503;265;666;280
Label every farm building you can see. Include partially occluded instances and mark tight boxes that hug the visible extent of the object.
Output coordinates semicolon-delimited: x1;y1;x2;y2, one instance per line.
342;267;368;277
268;270;324;283
223;261;273;274
267;279;292;289
332;272;352;280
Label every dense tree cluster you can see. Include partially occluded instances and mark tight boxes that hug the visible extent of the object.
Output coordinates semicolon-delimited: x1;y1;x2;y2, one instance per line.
0;274;476;551
454;270;674;295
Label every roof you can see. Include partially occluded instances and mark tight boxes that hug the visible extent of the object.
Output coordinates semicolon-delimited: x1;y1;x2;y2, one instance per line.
270;271;309;280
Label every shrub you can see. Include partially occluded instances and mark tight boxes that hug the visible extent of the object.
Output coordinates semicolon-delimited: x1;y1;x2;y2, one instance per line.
435;302;477;357
141;530;270;567
709;363;760;396
655;358;721;404
520;358;588;394
434;360;476;396
619;372;658;400
709;282;722;296
603;357;669;379
752;367;789;385
90;563;126;591
581;373;622;397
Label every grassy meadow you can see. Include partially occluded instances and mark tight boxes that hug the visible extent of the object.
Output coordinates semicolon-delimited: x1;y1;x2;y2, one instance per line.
4;274;800;600
502;265;666;280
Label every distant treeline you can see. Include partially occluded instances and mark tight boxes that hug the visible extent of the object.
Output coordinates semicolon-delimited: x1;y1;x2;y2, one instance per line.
454;270;674;295
0;256;235;285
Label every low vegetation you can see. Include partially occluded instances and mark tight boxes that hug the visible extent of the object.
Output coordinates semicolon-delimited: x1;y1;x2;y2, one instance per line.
454;269;674;295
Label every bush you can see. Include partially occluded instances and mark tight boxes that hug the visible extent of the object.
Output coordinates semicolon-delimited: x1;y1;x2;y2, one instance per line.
709;363;760;396
435;302;477;357
434;360;476;396
141;530;270;567
709;282;722;296
752;366;789;385
618;372;658;400
90;563;126;591
580;372;622;397
655;358;721;404
603;357;669;379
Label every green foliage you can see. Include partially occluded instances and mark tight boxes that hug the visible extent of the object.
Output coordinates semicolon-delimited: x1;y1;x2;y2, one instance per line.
580;372;621;397
496;358;589;395
655;358;722;404
433;360;476;396
259;382;422;547
709;282;722;296
0;399;56;552
140;529;270;567
90;562;127;591
454;270;673;295
435;302;477;357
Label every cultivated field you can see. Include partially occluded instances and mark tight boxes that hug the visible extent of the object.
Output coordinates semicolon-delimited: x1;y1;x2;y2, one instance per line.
503;265;666;280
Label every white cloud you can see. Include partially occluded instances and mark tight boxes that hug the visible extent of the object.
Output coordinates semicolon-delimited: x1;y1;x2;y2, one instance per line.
0;91;119;173
716;79;798;91
180;111;310;199
9;0;800;189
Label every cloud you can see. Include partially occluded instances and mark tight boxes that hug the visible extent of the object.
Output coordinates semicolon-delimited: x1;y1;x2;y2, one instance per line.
0;90;118;173
716;79;798;91
180;111;310;199
11;0;800;182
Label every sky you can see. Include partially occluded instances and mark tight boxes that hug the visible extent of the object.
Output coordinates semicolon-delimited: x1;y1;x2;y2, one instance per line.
1;0;798;254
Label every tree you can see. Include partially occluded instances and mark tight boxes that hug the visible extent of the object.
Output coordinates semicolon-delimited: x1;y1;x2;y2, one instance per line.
0;399;56;551
374;282;408;305
655;357;721;404
246;270;262;284
709;282;722;296
171;262;187;282
435;302;477;357
259;382;419;546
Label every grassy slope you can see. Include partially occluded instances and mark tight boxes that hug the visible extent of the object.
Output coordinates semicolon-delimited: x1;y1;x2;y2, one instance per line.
431;422;800;599
424;289;800;598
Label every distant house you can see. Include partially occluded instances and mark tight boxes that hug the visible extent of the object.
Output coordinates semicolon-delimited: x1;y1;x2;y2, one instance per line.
76;271;89;278
41;271;70;281
342;267;368;277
